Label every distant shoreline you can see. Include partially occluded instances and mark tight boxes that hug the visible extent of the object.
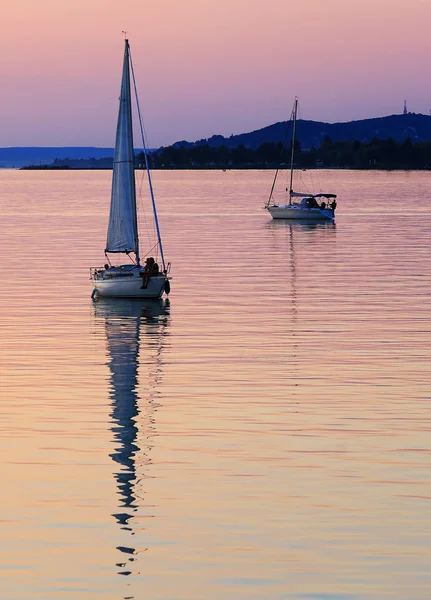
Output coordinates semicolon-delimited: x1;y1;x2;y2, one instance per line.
17;165;431;172
20;165;72;170
18;134;431;171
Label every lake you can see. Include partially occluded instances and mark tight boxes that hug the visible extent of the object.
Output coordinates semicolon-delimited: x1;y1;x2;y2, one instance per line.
0;168;430;600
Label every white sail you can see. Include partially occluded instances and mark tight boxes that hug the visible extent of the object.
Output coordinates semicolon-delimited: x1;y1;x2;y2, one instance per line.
105;40;139;256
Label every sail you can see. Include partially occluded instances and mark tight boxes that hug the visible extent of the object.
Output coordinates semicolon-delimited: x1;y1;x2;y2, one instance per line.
105;40;138;256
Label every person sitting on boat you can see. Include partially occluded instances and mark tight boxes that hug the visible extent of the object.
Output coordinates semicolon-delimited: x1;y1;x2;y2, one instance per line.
320;201;326;210
307;196;319;209
151;260;159;275
329;199;337;212
140;257;155;289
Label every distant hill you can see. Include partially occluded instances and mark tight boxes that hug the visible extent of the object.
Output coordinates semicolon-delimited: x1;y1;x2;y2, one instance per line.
3;113;431;169
173;113;431;151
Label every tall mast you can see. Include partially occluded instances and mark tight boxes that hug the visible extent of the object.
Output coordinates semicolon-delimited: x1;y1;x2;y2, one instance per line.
288;98;298;206
125;39;140;265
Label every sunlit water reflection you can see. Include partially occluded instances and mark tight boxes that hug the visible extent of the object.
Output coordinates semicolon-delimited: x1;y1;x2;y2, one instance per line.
0;169;430;599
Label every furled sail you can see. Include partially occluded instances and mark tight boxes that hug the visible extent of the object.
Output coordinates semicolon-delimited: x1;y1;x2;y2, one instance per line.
105;40;139;256
290;191;315;198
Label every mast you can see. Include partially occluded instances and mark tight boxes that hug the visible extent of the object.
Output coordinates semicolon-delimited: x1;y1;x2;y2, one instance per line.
126;39;140;265
105;39;140;264
288;98;298;206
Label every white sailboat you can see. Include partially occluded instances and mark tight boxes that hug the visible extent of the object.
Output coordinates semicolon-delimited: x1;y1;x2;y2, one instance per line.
91;39;171;299
265;98;337;221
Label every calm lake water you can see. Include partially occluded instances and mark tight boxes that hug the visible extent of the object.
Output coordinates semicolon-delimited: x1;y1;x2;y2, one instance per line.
0;168;430;600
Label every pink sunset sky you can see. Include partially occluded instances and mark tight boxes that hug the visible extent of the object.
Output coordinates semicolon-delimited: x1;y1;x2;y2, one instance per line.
1;0;431;148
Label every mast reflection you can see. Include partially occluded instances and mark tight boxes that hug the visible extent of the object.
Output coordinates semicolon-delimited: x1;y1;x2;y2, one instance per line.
93;297;170;582
266;219;337;307
265;221;336;384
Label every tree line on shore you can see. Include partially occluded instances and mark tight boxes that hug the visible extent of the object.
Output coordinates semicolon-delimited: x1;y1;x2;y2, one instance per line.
145;136;431;170
21;135;431;170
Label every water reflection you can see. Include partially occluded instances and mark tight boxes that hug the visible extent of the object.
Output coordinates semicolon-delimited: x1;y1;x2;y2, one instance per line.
266;219;337;233
265;221;338;386
266;220;337;271
93;298;170;584
266;221;336;303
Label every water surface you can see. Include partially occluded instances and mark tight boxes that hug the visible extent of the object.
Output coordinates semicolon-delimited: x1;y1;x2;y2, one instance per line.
0;169;430;599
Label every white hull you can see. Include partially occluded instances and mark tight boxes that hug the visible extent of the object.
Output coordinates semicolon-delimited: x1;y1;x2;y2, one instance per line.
267;205;334;221
91;268;169;299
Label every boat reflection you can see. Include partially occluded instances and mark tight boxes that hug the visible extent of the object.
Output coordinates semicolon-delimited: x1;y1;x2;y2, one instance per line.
266;220;337;275
265;220;337;383
266;219;337;302
267;219;337;233
92;297;170;581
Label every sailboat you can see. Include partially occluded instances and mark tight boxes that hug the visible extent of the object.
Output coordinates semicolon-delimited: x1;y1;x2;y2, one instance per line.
264;98;337;221
91;39;172;298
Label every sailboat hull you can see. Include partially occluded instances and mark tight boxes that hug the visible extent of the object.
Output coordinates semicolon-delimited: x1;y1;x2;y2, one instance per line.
267;206;334;221
92;272;169;298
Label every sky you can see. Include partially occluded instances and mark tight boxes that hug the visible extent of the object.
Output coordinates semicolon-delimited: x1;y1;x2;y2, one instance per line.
1;0;431;148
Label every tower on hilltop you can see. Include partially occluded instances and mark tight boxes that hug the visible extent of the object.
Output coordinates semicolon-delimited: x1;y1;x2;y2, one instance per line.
403;100;408;115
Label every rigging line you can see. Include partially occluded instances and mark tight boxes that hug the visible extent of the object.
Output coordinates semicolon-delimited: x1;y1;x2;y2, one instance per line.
308;167;315;195
140;241;160;262
265;105;294;208
136;162;158;256
288;98;298;206
129;46;167;272
136;167;157;254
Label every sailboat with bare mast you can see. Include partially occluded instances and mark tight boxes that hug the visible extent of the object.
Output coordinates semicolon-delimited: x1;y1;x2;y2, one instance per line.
91;38;171;298
265;98;337;220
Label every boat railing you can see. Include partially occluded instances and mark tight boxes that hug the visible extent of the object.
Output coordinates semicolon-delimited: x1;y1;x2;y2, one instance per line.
90;267;105;280
90;262;171;280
